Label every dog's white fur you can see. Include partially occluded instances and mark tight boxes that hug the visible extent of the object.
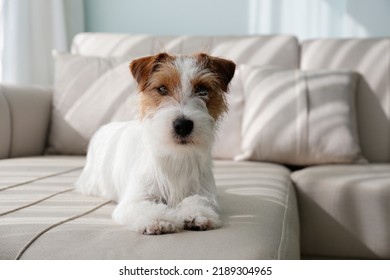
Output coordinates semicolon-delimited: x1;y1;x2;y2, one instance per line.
76;53;235;235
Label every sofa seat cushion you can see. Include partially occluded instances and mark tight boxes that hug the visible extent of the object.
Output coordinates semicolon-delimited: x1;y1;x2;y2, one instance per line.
0;156;299;260
292;164;390;259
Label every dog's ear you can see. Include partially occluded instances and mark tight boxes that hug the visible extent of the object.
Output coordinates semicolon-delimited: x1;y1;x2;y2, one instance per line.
130;53;171;90
197;53;236;92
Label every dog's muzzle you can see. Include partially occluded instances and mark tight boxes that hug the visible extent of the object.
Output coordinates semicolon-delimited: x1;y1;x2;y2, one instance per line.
173;118;193;139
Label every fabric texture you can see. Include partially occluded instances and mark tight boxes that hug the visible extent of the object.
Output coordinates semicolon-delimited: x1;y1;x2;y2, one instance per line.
301;38;390;163
0;84;52;159
0;156;300;260
292;164;390;259
71;33;300;69
237;66;365;165
47;52;138;154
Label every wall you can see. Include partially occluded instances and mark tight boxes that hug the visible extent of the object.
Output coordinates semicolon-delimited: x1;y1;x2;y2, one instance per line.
84;0;249;36
84;0;390;40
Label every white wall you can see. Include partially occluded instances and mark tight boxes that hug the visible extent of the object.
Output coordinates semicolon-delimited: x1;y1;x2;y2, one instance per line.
248;0;390;39
84;0;249;36
84;0;390;40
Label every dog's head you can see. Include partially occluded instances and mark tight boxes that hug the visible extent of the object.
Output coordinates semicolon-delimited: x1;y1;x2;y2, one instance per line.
130;53;235;152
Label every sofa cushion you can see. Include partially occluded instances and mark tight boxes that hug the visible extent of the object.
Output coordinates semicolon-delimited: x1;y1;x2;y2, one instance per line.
291;164;390;259
301;38;390;163
0;156;299;260
0;85;52;159
71;33;300;69
47;52;137;155
237;66;365;166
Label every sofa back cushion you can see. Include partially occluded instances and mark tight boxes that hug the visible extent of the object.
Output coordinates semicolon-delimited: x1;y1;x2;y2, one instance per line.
47;34;300;156
301;39;390;163
47;53;138;154
236;66;365;165
71;33;299;68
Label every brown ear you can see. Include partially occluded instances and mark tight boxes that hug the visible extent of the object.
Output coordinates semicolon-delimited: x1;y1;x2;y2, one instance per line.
129;53;171;90
197;53;236;92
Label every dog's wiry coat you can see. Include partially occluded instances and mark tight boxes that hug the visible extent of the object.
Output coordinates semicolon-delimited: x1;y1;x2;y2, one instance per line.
76;53;235;234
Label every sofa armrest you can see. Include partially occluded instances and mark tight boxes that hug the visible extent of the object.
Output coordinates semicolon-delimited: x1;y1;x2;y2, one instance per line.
0;84;52;159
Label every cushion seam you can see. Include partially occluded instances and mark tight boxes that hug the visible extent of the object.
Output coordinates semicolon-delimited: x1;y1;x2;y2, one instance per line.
15;200;112;260
0;167;83;192
0;188;73;217
1;87;12;158
277;179;292;259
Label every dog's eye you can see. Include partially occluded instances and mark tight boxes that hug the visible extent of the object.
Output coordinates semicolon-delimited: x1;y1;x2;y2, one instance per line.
157;86;169;95
194;85;208;97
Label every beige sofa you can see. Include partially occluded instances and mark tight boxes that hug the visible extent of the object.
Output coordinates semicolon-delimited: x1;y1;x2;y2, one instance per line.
0;33;389;260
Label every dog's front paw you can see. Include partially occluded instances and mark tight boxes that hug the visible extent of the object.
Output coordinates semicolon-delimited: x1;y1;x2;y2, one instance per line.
184;215;221;231
142;220;180;235
178;194;222;231
113;201;183;235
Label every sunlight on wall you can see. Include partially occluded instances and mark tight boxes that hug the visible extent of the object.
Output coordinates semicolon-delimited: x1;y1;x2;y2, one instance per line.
248;0;370;39
84;0;390;40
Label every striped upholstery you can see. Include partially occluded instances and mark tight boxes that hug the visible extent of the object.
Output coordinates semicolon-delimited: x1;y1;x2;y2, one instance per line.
0;157;300;260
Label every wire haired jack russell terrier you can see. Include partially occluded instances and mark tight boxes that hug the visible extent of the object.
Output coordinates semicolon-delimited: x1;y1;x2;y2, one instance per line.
76;53;236;235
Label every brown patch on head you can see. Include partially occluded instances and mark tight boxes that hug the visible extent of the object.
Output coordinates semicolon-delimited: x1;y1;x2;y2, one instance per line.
190;73;227;121
130;53;172;91
130;53;181;119
196;53;236;92
130;53;236;121
194;53;236;121
206;89;228;121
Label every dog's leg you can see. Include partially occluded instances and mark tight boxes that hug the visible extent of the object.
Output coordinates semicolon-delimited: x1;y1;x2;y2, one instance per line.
112;199;183;235
177;194;222;231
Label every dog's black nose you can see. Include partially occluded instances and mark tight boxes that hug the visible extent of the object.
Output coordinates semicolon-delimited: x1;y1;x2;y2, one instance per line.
173;118;193;137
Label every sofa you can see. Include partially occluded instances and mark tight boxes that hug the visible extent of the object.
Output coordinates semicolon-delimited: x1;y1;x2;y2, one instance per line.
1;33;389;260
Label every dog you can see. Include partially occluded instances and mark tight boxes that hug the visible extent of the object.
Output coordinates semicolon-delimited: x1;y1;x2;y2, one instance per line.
76;52;236;235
